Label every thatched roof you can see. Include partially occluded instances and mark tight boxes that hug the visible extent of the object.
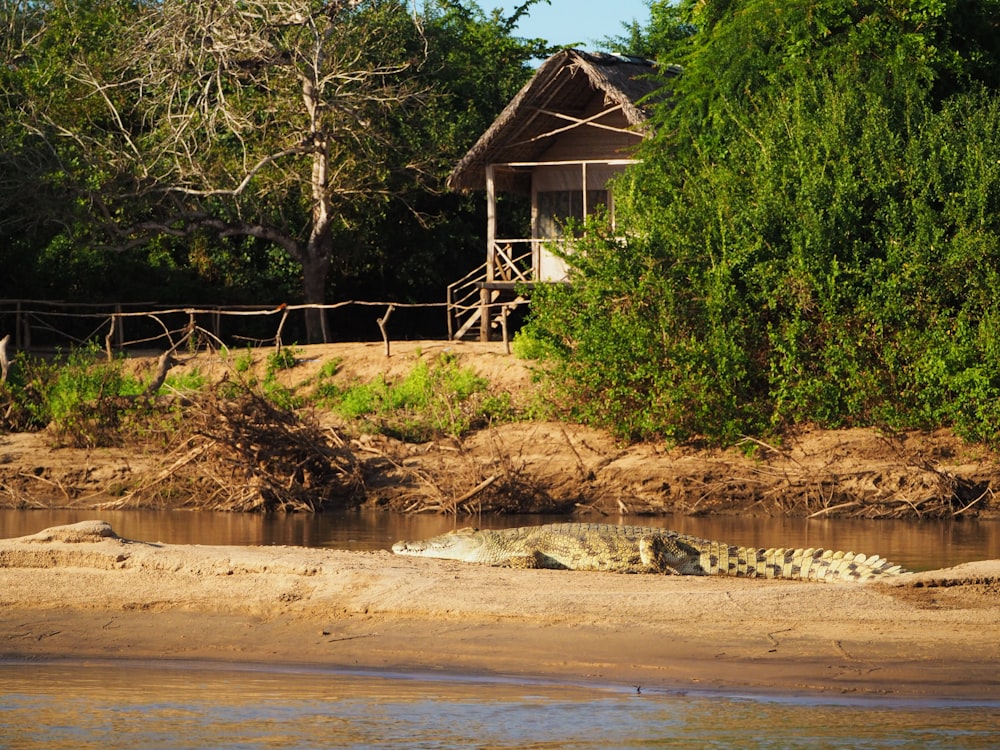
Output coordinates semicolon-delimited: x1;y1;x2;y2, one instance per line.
448;49;676;193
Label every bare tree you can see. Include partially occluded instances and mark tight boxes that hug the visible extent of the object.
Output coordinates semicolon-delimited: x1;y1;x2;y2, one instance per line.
62;0;433;342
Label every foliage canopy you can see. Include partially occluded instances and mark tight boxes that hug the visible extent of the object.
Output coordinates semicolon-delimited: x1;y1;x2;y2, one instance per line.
525;0;1000;446
0;0;551;340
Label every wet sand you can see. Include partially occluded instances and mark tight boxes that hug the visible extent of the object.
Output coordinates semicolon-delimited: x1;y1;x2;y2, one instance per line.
1;521;998;699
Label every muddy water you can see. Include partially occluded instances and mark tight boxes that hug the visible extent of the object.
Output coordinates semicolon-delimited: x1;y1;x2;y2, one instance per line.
1;661;999;750
1;508;998;571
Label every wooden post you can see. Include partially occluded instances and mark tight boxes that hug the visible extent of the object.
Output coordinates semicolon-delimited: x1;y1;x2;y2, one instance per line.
377;304;394;357
0;333;10;382
486;164;497;284
446;285;455;341
500;304;510;355
104;315;116;362
479;287;491;343
275;306;289;353
482;164;497;343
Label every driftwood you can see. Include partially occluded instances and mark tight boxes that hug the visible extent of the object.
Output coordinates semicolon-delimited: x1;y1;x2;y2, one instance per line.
142;351;178;398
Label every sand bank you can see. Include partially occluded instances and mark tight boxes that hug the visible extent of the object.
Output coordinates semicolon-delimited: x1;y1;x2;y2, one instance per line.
2;521;998;699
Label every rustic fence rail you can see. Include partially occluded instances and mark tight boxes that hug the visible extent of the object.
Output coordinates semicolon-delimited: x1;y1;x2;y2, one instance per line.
0;296;525;357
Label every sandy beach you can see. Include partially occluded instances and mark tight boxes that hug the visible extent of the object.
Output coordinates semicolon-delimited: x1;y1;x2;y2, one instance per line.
1;520;998;700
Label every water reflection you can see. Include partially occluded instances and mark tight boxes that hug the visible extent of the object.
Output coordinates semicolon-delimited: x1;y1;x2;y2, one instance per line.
1;661;998;749
0;507;997;572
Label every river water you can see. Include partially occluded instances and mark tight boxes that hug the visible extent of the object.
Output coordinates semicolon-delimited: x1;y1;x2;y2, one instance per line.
1;661;998;749
1;507;998;571
2;508;999;748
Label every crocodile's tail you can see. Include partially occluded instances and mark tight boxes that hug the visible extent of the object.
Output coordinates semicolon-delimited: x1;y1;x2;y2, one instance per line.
695;543;907;581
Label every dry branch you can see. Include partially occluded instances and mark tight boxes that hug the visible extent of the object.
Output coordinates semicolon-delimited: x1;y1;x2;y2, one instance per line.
111;381;363;511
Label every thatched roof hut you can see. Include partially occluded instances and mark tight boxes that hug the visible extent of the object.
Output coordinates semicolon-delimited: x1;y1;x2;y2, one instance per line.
448;49;675;194
445;49;678;341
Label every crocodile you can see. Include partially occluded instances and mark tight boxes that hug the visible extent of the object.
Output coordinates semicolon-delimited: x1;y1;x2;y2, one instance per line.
391;523;907;582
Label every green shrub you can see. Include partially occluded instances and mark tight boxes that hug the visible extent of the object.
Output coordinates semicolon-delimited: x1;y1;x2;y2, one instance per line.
0;343;145;446
232;347;255;373
162;368;207;396
219;345;303;411
523;76;1000;447
320;353;512;441
266;346;300;374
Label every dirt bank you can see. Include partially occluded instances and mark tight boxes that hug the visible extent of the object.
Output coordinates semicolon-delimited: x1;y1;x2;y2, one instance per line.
2;341;999;518
1;521;998;699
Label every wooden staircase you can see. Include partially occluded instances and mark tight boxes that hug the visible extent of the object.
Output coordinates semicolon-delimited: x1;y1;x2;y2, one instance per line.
447;246;533;341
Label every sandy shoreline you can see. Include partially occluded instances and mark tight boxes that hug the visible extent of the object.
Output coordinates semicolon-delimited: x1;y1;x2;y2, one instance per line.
2;521;999;700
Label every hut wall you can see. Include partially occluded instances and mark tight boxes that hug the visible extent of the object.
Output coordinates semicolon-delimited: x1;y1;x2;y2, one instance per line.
529;93;639;281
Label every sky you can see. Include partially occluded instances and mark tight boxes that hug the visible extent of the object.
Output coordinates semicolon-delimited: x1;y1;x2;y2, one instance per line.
495;0;651;52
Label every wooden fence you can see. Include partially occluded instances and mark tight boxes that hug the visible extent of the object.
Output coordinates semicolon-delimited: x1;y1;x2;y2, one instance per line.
0;296;522;358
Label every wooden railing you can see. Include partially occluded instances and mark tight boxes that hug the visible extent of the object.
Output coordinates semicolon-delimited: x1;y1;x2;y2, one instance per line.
490;239;534;283
447;242;534;341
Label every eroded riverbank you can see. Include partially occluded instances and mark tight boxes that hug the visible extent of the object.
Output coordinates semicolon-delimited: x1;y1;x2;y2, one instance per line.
3;342;1000;519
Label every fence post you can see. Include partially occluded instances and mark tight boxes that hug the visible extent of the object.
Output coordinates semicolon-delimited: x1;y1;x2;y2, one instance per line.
500;304;510;355
479;288;490;342
115;303;124;349
377;304;395;357
275;306;289;353
15;301;23;350
0;333;10;382
105;315;116;362
446;287;455;341
187;310;197;349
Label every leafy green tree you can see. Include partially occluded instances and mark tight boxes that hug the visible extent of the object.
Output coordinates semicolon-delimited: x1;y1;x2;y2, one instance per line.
605;0;696;62
123;0;441;342
524;0;1000;445
308;1;553;320
1;0;552;340
0;1;124;296
5;1;434;340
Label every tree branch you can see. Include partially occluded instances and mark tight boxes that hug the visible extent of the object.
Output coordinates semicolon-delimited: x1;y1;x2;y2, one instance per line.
131;214;304;262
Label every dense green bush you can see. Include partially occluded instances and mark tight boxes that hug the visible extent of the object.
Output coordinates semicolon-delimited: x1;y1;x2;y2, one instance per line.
523;1;1000;446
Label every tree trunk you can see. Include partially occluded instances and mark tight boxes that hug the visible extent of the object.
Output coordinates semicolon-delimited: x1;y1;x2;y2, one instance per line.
301;251;331;343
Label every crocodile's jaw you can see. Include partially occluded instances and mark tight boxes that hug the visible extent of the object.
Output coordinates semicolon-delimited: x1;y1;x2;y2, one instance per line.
391;527;489;562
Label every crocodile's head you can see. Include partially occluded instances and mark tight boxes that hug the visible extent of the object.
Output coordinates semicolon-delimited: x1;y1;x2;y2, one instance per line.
392;527;490;562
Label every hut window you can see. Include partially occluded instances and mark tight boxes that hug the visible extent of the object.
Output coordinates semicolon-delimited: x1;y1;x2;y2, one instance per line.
536;189;609;237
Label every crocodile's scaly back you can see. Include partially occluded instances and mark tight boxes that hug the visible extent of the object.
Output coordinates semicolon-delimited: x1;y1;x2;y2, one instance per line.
392;523;907;582
666;537;905;581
